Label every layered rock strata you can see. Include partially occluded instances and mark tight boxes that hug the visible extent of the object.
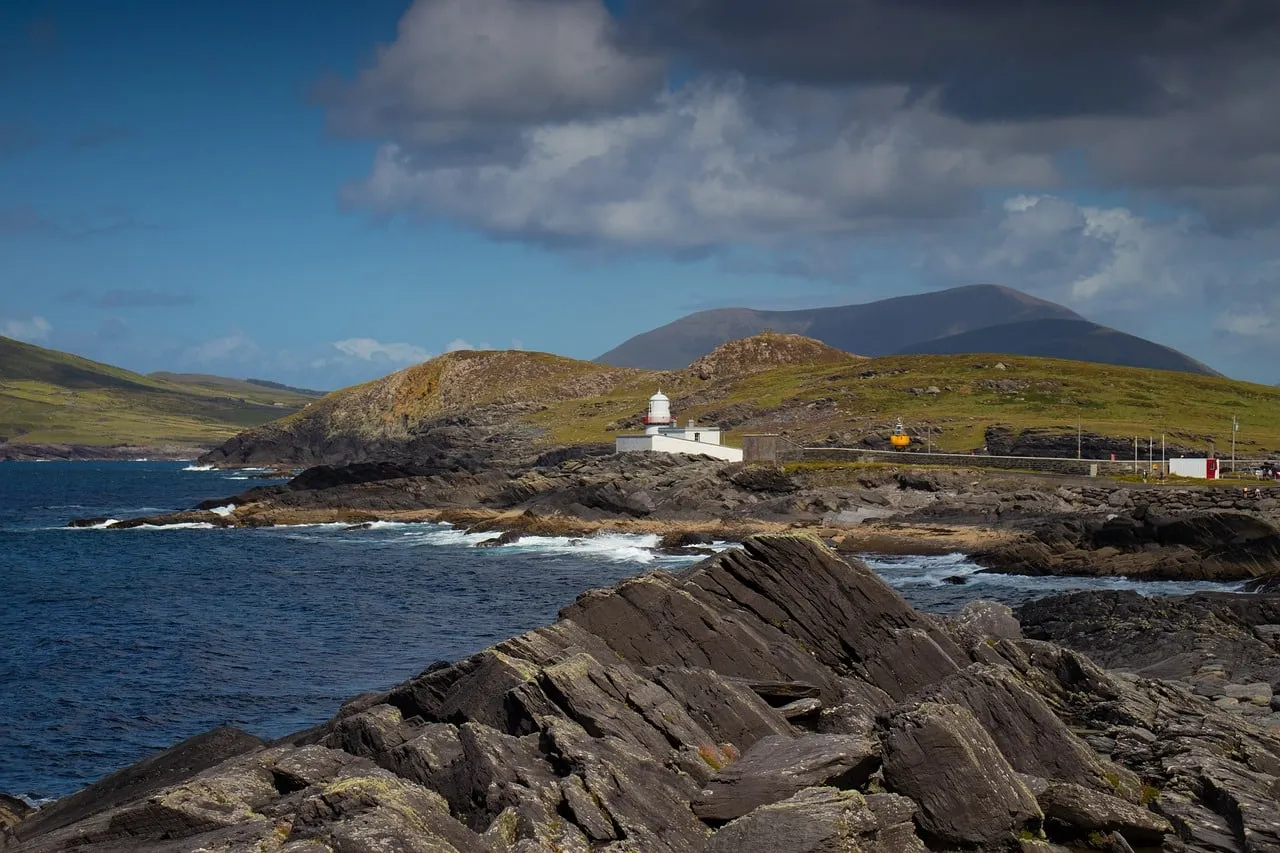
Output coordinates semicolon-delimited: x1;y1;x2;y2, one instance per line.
7;536;1278;852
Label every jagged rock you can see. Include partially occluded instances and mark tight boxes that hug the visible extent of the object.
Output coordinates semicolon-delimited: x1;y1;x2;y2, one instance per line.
0;795;31;836
919;664;1140;800
17;534;1280;853
652;667;796;749
705;787;926;853
680;536;965;700
539;717;707;853
1037;781;1171;847
9;726;265;844
691;734;882;823
977;511;1280;581
881;703;1042;848
951;600;1024;647
292;768;491;852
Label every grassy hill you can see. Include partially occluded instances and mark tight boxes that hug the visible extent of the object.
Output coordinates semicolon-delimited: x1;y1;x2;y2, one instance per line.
205;332;1280;465
0;336;317;448
149;372;324;406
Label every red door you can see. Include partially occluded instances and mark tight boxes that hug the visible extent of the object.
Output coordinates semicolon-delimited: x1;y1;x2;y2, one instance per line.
1207;459;1219;480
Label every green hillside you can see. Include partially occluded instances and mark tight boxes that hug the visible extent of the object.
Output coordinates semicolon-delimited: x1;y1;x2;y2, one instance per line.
538;348;1280;456
207;333;1280;466
0;336;313;447
149;372;324;406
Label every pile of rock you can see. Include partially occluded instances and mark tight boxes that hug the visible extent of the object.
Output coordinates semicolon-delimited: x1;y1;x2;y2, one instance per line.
7;536;1279;852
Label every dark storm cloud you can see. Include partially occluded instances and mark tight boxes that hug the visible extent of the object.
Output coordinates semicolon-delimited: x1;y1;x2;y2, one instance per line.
616;0;1280;120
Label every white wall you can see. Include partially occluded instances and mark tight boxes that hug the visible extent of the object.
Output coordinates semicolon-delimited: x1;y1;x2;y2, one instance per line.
1169;458;1208;478
660;426;722;446
615;433;743;462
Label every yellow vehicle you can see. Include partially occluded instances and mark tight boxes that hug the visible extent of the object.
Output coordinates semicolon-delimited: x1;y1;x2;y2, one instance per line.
890;418;911;449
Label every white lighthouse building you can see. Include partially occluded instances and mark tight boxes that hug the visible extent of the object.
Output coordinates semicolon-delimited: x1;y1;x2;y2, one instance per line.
615;390;744;462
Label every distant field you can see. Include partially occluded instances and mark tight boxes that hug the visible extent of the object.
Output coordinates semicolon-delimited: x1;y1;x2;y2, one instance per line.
0;337;316;447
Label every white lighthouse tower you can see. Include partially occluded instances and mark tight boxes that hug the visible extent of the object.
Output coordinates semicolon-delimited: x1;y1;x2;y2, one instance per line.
615;389;743;462
643;390;673;435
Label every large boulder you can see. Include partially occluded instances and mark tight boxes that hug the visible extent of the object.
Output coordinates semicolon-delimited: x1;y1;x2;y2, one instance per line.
881;703;1042;848
1036;781;1172;848
706;787;927;853
691;734;882;823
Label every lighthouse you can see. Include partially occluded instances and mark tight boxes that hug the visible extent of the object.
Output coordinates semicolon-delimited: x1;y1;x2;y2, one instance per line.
642;390;673;435
615;389;744;462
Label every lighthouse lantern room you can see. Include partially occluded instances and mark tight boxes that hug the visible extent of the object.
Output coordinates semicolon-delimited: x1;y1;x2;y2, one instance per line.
616;390;744;462
643;390;674;435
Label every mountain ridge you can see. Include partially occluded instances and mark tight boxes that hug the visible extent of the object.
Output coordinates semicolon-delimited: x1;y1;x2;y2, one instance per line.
595;284;1216;377
596;284;1084;369
896;318;1222;377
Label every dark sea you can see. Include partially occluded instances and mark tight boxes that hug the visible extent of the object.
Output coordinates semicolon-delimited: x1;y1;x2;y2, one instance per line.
0;461;1245;802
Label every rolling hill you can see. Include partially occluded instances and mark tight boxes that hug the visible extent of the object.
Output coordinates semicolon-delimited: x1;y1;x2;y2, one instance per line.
0;336;318;454
202;332;1280;468
896;319;1222;377
149;372;325;405
596;284;1082;369
595;284;1219;377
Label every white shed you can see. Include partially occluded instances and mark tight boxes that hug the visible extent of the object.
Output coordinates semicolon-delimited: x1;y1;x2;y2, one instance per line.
1169;458;1220;479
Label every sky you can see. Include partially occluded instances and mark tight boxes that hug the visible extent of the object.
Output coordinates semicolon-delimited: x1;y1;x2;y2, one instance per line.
2;0;1279;389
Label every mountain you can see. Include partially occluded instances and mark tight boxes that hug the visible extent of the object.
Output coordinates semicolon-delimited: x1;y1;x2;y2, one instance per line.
149;372;325;404
202;332;1280;469
896;319;1222;377
0;336;316;454
596;284;1083;369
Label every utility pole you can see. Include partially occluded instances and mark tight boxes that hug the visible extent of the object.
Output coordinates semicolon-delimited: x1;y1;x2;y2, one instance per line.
1077;418;1082;460
1233;416;1239;473
1134;436;1139;473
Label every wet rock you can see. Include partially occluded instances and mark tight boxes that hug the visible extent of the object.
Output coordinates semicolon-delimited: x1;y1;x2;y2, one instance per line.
691;733;882;823
881;702;1042;849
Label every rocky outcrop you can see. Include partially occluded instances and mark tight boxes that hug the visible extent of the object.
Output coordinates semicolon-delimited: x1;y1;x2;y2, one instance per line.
13;535;1273;852
975;510;1280;580
1018;589;1280;724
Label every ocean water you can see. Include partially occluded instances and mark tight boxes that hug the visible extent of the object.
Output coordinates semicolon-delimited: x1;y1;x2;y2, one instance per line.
0;461;1246;802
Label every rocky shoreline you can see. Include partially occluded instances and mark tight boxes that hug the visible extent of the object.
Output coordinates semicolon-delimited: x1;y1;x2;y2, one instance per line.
0;443;209;462
7;534;1280;852
71;451;1280;581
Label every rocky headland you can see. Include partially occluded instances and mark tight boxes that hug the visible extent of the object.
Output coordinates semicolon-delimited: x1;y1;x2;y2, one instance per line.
10;534;1280;853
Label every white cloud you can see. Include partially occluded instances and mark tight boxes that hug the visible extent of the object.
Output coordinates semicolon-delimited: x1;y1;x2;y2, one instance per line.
931;194;1215;312
1214;311;1275;338
444;338;475;352
344;81;1060;251
321;0;662;146
190;330;260;364
333;337;431;364
0;315;51;342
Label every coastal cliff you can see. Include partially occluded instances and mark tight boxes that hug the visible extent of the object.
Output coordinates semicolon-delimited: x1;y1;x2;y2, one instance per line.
7;535;1280;852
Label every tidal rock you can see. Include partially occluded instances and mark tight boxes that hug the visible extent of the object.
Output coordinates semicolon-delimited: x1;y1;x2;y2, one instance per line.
691;733;882;823
881;702;1042;848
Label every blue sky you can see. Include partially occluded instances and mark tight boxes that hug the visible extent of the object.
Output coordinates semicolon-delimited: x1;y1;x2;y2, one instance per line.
3;0;1279;388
